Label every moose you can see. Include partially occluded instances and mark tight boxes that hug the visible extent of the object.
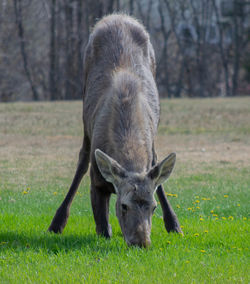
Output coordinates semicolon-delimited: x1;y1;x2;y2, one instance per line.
48;14;182;247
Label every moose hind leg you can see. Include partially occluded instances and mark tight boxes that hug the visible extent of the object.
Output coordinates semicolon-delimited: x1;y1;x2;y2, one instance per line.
156;185;183;234
90;183;112;238
48;135;90;233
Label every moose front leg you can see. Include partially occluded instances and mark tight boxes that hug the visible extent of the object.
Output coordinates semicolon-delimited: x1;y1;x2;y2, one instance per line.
90;184;112;238
48;135;90;233
156;185;183;234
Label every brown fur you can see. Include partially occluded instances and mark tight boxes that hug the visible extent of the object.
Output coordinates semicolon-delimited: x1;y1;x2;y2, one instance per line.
48;14;182;246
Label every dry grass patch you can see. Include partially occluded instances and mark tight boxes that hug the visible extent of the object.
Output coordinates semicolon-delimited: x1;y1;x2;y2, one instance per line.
0;97;249;185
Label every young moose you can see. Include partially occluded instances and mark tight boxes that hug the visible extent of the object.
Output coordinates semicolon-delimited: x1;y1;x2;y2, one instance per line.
48;14;182;247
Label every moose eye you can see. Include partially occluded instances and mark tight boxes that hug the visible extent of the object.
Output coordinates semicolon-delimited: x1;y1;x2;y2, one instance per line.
121;204;128;212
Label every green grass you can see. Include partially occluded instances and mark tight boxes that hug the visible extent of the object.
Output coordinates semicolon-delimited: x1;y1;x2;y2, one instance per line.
0;98;249;283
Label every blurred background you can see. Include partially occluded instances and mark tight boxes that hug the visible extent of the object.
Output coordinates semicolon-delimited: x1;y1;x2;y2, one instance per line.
0;0;249;101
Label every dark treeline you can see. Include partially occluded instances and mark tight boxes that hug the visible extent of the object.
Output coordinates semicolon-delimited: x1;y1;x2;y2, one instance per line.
0;0;249;101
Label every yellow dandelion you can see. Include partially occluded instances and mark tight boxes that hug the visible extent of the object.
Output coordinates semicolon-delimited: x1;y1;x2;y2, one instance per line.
194;233;199;237
200;217;204;221
196;206;200;209
22;191;28;194
185;260;190;264
228;216;234;220
195;200;200;203
187;207;193;211
224;195;229;198
215;217;219;221
204;230;208;233
213;214;218;217
176;204;180;209
180;225;184;229
172;194;178;197
221;217;226;220
243;217;247;221
26;187;31;191
237;204;240;207
210;210;214;214
53;192;57;195
167;241;171;244
195;196;199;199
200;250;206;253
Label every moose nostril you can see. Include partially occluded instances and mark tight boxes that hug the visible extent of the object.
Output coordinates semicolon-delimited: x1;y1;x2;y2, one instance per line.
122;204;128;212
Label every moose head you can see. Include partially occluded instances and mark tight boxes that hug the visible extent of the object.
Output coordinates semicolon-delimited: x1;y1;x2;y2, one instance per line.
95;149;176;247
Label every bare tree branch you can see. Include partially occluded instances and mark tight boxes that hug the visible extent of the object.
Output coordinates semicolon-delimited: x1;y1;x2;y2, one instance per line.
211;0;231;96
13;0;39;100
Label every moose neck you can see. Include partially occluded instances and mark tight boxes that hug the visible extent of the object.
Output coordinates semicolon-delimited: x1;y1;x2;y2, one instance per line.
108;70;154;173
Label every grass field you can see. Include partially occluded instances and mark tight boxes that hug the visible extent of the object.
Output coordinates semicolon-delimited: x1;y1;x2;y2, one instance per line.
0;97;249;283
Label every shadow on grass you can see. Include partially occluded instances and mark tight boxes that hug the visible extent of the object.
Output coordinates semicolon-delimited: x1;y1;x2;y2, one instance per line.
0;231;125;255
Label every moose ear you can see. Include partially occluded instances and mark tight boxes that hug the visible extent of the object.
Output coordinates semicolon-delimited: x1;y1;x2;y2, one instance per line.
148;153;176;188
95;149;127;190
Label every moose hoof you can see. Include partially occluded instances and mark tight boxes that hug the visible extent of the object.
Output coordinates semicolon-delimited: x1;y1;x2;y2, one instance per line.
166;222;183;235
48;208;69;234
169;226;183;235
48;215;68;233
48;222;64;234
96;224;112;238
164;217;183;235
